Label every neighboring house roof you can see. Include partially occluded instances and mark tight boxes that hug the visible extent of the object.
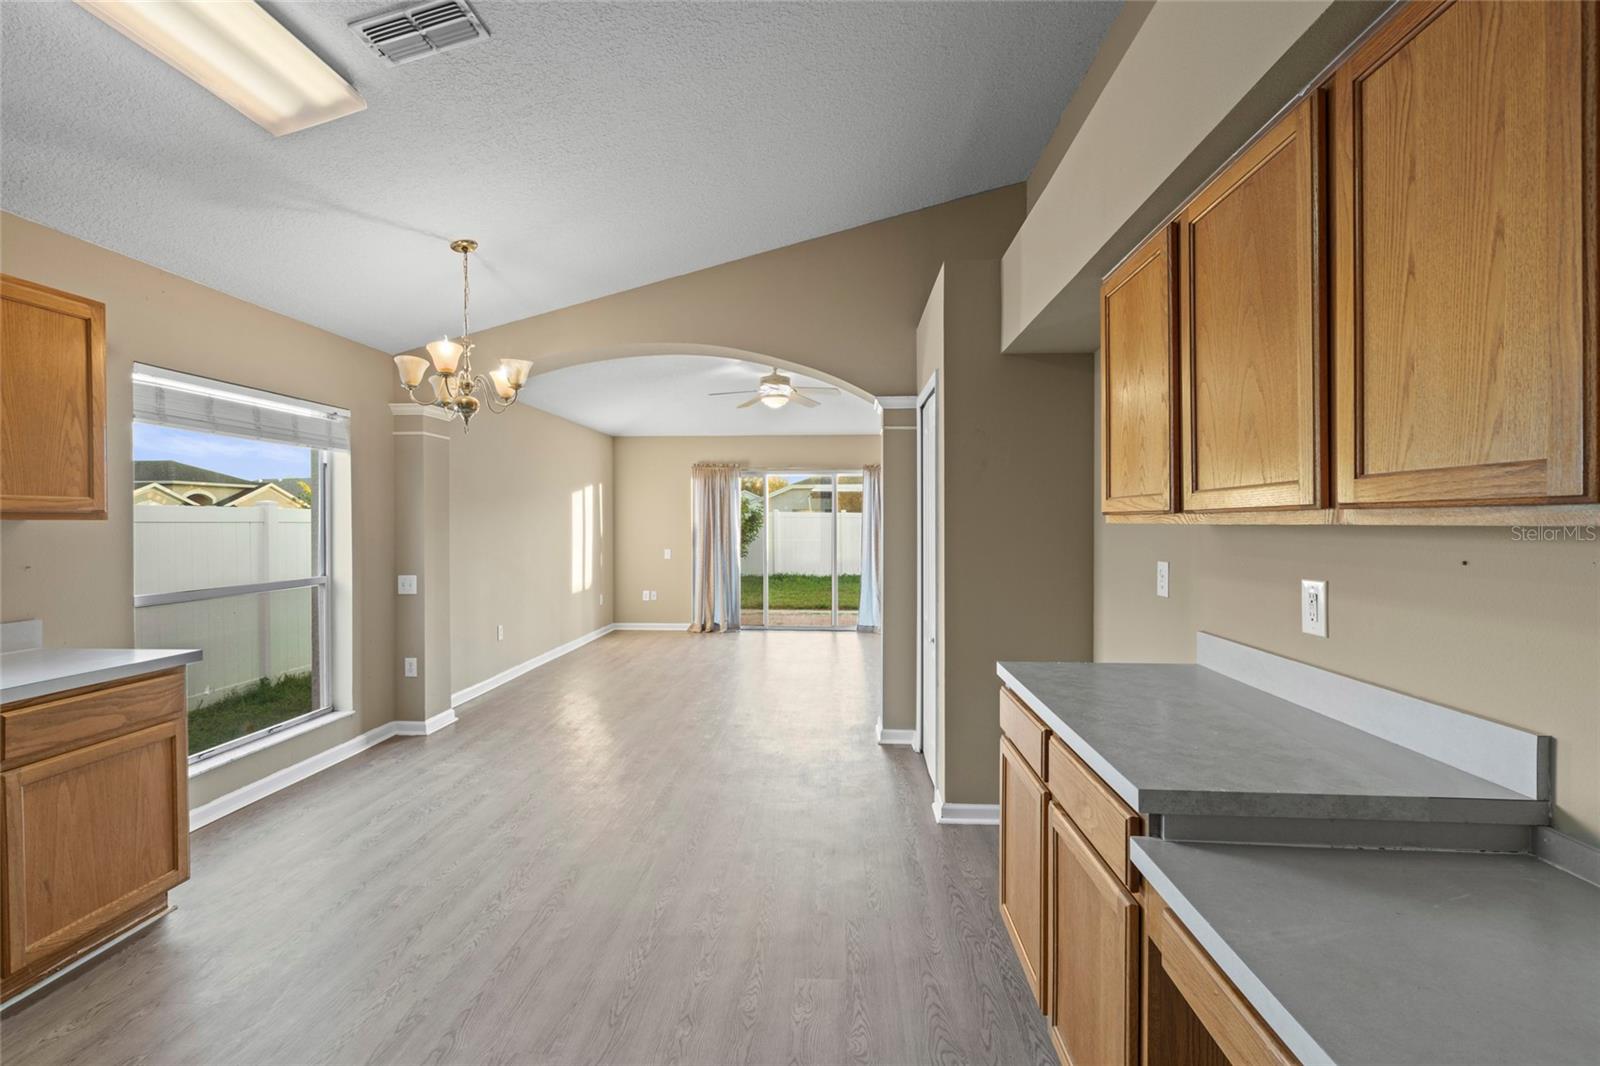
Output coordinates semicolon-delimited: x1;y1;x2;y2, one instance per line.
132;460;249;485
214;482;309;508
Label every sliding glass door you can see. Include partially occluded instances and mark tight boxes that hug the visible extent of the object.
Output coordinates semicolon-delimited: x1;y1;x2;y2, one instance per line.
739;470;862;629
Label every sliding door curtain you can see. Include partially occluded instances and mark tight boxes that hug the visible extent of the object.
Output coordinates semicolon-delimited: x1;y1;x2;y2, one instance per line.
689;462;742;632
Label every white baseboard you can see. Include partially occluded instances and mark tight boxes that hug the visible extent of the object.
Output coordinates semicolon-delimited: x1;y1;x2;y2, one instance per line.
450;624;614;707
931;789;1000;826
393;707;457;736
189;720;404;831
876;720;916;746
609;622;689;631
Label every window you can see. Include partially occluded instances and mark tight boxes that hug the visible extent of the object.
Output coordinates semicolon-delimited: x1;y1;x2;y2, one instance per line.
131;365;349;762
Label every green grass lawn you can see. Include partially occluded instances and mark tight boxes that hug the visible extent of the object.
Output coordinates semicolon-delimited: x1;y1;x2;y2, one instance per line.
742;572;860;610
189;672;313;755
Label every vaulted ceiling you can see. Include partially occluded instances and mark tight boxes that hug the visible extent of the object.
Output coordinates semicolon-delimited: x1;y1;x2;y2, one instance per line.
1;1;1117;353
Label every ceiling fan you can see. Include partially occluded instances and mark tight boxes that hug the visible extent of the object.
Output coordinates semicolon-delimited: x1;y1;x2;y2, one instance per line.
709;368;838;409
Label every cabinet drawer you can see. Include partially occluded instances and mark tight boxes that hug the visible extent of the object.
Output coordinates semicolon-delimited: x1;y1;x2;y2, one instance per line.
1147;887;1298;1066
1046;735;1142;888
2;669;185;768
999;687;1049;779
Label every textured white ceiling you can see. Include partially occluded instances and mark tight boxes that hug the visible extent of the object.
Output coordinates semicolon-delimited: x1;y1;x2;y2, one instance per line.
0;1;1118;354
521;355;879;437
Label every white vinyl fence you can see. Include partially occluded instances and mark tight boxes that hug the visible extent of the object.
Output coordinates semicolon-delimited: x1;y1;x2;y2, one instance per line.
133;506;314;709
741;511;863;576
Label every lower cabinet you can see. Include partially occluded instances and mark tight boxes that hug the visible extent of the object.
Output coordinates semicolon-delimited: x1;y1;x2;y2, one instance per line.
999;736;1049;1006
1;671;190;1000
1048;803;1140;1066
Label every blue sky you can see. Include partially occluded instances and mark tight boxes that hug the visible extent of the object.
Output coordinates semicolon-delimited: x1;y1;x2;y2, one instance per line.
133;423;311;481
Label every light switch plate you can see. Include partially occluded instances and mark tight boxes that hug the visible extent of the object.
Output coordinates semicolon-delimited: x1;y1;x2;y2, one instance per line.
1156;561;1170;599
642;590;650;602
397;574;417;595
1301;579;1328;637
663;548;672;560
496;624;504;641
403;657;418;677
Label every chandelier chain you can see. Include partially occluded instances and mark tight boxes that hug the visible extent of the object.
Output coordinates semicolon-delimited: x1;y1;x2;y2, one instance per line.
461;247;471;339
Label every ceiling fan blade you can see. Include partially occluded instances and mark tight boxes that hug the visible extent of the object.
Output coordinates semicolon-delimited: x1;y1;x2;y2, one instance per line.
708;390;753;396
736;395;764;409
789;392;820;408
794;386;840;395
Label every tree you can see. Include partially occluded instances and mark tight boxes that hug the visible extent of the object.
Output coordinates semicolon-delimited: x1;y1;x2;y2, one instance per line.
740;492;764;557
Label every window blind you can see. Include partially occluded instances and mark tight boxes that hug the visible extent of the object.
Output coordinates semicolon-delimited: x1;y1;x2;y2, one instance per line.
132;364;351;451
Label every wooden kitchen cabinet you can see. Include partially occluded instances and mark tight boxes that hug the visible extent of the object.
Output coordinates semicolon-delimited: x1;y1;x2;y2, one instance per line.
1100;226;1178;515
0;275;108;519
1178;96;1326;513
1048;802;1141;1066
1;671;189;1000
1000;734;1049;1007
1332;0;1599;508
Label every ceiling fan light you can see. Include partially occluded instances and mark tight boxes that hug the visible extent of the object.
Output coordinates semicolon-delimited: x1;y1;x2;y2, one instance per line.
759;393;789;409
426;336;464;374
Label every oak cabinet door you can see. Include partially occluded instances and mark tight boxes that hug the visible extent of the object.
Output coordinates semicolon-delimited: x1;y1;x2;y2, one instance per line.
1101;226;1178;514
0;275;107;519
999;736;1049;1007
1333;0;1599;507
1179;96;1326;513
2;720;189;975
1048;803;1140;1066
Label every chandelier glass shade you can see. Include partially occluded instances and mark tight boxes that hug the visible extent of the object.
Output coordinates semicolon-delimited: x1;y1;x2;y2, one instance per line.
393;239;533;430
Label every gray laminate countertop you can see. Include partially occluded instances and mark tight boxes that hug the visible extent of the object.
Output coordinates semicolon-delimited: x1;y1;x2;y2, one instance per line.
1130;838;1600;1066
0;647;201;704
996;661;1544;823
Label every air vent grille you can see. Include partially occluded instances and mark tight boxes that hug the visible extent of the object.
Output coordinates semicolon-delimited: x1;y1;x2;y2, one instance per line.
351;1;488;65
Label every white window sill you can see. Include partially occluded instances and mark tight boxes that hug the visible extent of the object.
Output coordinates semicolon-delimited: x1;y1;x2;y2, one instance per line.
188;708;355;778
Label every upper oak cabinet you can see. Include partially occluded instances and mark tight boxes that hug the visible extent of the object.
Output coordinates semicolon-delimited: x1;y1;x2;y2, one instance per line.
1332;0;1598;508
1100;226;1177;514
0;275;108;519
1179;95;1327;513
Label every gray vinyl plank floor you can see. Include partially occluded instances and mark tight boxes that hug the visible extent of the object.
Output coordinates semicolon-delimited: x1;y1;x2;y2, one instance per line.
0;631;1053;1066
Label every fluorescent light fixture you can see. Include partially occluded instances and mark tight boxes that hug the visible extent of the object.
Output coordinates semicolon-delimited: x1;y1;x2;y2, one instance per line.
75;1;365;137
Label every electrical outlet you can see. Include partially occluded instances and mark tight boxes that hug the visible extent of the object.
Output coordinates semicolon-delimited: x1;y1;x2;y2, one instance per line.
1301;579;1328;637
663;547;672;560
397;574;417;595
403;657;418;677
650;590;658;601
496;624;504;641
1156;561;1170;599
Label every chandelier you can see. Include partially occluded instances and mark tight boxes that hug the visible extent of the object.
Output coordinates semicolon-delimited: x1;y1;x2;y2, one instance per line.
392;239;532;431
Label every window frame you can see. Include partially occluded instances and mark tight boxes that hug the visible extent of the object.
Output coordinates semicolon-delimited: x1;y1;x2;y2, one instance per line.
132;442;336;765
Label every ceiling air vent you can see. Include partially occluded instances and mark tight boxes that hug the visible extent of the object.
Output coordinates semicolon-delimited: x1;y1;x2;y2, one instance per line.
351;1;489;65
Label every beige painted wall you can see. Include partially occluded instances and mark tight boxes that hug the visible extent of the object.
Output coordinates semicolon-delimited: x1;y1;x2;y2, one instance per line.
0;213;397;808
1089;359;1600;846
401;186;1025;400
446;404;614;696
1003;0;1382;352
880;409;918;733
920;262;1096;806
612;435;881;626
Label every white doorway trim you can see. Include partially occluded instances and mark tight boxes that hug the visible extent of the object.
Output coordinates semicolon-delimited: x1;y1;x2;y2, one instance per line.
915;371;939;792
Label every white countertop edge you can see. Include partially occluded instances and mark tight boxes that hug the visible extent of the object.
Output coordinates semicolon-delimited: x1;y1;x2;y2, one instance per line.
996;662;1143;810
1130;838;1336;1066
0;648;203;704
